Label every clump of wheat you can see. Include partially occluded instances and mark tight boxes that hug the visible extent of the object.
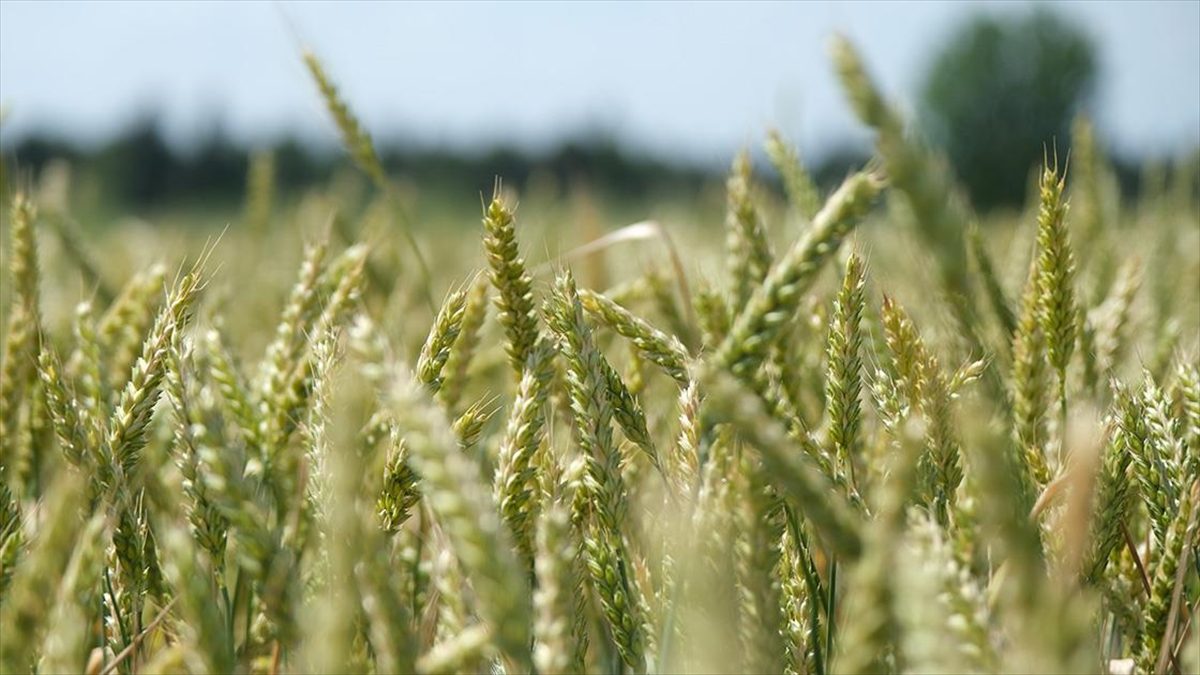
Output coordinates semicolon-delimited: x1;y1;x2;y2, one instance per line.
0;36;1196;675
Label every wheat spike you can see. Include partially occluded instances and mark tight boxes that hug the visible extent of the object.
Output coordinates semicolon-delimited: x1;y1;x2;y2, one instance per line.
826;253;867;486
417;287;468;393
717;171;881;381
533;495;579;675
0;195;41;478
1081;396;1134;584
545;270;646;670
1034;158;1078;413
579;287;690;385
1012;259;1052;487
726;151;774;307
836;417;925;674
1137;483;1197;671
439;273;489;414
107;265;204;483
494;340;554;561
483;188;542;379
303;50;387;188
967;223;1017;336
765;129;822;221
832;35;981;338
99;263;168;391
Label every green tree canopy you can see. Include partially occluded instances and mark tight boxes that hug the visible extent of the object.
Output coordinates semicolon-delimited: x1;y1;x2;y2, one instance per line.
921;10;1097;210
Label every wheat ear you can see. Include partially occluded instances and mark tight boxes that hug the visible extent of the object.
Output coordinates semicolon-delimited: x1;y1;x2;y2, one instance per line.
579;287;690;385
483;187;542;379
546;270;646;670
765;129;822;220
716;171;881;381
725;151;774;307
826;252;866;486
1034;158;1078;416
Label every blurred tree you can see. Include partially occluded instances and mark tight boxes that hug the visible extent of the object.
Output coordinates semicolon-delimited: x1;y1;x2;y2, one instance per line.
93;115;175;205
921;9;1097;210
180;122;245;197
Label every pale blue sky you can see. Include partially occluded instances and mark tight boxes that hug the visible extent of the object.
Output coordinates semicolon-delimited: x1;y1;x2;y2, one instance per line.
1;1;1197;164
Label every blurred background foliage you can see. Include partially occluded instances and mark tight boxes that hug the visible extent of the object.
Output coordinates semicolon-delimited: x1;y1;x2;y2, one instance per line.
920;9;1098;210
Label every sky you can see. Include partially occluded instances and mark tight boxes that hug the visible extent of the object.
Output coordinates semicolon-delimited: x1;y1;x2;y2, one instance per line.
1;1;1198;165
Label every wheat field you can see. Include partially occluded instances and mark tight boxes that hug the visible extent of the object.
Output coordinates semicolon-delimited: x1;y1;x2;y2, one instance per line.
1;37;1198;675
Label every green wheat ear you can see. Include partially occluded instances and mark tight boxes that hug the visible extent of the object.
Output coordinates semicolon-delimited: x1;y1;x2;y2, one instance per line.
1086;257;1142;386
0;481;20;601
717;170;882;382
483;186;542;379
545;270;646;670
7;194;40;316
106;262;205;484
665;377;701;496
0;194;41;475
1034;156;1078;414
99;263;167;390
765;129;822;221
879;295;963;524
494;341;554;563
732;453;786;675
417;287;468;393
532;492;578;675
439;273;489;414
704;369;863;562
836;414;925;675
725;150;774;307
1177;361;1200;473
826;252;866;487
1138;481;1196;672
39;512;111;674
1081;396;1133;585
302;48;432;308
303;50;387;188
894;509;996;673
1070;116;1120;247
257;240;329;434
1137;374;1185;542
966;223;1017;337
37;345;89;470
1011;259;1051;487
45;210;115;308
579;287;690;385
0;470;87;674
